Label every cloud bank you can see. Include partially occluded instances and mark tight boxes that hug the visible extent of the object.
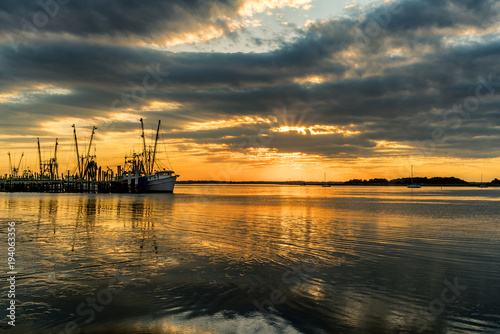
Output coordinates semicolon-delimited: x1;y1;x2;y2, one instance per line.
0;0;499;178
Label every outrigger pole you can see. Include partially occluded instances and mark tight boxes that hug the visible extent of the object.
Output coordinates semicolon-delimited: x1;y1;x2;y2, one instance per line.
140;118;148;174
151;120;161;174
8;152;12;176
37;138;42;176
72;124;81;177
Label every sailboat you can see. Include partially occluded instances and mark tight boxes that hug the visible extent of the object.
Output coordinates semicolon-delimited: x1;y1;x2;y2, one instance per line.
407;165;421;188
478;174;488;188
322;172;331;187
122;119;179;193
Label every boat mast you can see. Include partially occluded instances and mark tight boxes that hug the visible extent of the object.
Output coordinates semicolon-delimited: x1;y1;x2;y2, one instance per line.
411;165;413;184
87;127;96;158
151;120;160;174
82;126;96;180
72;124;81;177
7;153;12;176
16;153;24;178
52;139;58;179
37;138;43;176
85;126;96;169
140;118;148;174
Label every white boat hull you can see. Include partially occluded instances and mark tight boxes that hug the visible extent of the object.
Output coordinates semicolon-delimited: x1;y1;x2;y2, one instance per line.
145;175;177;193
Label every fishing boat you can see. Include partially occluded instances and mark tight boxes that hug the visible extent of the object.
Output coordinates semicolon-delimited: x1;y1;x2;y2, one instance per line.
407;165;421;188
145;170;177;192
122;119;178;193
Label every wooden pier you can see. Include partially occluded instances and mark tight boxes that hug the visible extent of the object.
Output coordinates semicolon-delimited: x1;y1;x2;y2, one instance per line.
0;179;129;193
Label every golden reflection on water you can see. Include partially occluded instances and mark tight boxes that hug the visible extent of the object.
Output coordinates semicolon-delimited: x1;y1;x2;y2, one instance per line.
1;186;499;333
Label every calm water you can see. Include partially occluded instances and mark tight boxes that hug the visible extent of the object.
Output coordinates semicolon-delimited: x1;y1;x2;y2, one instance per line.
1;185;499;334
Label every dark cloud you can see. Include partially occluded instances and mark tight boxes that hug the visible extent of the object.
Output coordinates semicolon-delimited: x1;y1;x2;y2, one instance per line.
0;0;244;45
381;0;499;31
1;0;499;162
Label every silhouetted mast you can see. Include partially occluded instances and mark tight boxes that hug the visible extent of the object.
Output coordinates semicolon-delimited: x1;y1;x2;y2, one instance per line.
16;153;24;177
72;124;81;177
52;139;58;179
86;126;97;159
84;126;97;172
37;138;42;176
140;118;148;174
151;120;160;174
7;153;12;176
54;139;58;163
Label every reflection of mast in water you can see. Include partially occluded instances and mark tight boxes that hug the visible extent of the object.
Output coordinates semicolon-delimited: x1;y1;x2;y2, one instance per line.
33;198;58;242
83;197;98;223
82;197;98;251
34;199;43;241
67;197;99;254
130;199;159;254
70;198;85;252
33;198;57;237
48;199;58;235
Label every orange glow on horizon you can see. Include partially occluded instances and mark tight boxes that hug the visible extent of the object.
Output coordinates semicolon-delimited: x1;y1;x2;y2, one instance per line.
1;140;499;183
1;116;498;183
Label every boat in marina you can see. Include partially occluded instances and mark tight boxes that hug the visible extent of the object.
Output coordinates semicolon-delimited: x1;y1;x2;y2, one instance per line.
122;119;179;193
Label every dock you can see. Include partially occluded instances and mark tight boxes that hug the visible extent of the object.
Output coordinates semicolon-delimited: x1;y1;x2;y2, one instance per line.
0;178;130;193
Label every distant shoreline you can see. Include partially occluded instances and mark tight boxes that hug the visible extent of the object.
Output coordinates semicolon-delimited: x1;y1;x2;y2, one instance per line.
177;181;499;187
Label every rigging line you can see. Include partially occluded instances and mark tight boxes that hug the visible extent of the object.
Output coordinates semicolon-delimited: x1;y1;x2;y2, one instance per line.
64;141;73;176
68;140;78;175
161;133;173;170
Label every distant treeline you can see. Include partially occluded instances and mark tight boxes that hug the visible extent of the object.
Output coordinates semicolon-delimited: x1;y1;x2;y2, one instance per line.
177;177;500;185
345;177;500;185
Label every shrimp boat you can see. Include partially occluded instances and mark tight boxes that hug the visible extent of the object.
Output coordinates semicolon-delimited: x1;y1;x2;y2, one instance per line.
122;119;179;193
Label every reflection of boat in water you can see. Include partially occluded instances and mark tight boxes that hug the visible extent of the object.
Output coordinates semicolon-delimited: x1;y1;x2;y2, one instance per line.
407;165;421;188
123;119;179;193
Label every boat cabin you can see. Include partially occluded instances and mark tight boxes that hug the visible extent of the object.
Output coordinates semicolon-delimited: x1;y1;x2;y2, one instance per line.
148;170;175;180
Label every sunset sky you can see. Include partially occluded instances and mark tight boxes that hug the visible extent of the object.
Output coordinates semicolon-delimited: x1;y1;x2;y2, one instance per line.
1;0;499;181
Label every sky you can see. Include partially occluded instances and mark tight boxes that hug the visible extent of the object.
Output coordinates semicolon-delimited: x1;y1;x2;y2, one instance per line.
0;0;499;182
